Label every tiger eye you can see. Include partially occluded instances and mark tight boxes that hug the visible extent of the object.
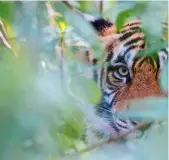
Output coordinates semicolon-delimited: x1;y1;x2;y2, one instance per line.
118;67;129;76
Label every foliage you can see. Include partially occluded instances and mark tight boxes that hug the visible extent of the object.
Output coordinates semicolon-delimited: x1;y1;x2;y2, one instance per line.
0;1;168;160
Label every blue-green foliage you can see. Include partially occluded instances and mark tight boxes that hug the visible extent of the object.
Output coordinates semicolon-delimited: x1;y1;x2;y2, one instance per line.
0;1;168;160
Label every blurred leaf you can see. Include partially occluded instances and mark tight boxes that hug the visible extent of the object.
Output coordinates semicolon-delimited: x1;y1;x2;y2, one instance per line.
0;1;168;160
136;41;168;57
139;2;168;49
116;7;136;32
134;122;168;160
56;19;68;33
120;97;168;120
0;2;15;23
103;1;136;22
2;19;15;38
78;1;99;15
160;61;168;90
69;75;102;104
65;10;104;59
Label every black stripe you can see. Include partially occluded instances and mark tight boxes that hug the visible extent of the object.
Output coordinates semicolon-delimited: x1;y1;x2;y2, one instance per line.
148;56;156;68
90;19;113;33
110;122;120;133
106;75;113;86
156;57;160;79
100;68;104;89
103;88;118;96
140;42;146;49
107;85;120;90
131;121;138;126
123;45;138;55
124;37;144;47
136;57;147;68
115;121;129;129
156;55;160;69
119;32;134;41
109;92;118;109
92;59;98;82
121;26;141;34
119;119;127;124
124;22;140;27
161;48;168;55
106;52;113;62
106;72;122;86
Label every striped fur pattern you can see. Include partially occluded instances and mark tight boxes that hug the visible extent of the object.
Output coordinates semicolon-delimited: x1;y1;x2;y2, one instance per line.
84;17;168;142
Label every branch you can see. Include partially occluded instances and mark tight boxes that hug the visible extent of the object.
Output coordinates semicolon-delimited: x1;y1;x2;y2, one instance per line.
62;1;84;17
0;20;8;40
0;20;16;56
46;1;64;81
99;0;103;16
46;2;56;33
65;122;152;156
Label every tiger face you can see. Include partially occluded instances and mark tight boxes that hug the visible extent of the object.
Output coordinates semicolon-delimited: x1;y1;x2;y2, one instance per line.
84;18;168;140
90;19;167;108
102;39;168;112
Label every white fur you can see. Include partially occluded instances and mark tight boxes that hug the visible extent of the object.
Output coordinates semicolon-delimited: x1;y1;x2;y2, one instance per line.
158;47;168;70
82;13;96;22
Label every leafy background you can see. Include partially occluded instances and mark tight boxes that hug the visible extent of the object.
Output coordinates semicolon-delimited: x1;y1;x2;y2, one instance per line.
0;1;168;160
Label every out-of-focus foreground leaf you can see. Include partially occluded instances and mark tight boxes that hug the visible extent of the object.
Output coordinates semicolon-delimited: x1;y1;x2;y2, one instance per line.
160;62;168;91
0;2;15;23
134;121;168;160
120;97;168;121
69;75;102;104
0;53;85;160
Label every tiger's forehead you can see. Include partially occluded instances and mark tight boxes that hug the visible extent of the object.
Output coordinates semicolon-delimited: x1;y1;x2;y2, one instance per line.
103;31;145;68
105;42;142;68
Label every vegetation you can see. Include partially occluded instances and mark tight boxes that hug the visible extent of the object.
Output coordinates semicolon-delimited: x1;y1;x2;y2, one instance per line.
0;1;168;160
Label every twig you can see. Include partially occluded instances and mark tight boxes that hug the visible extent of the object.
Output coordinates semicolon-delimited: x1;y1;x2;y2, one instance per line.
46;2;56;33
0;20;16;55
46;1;64;82
0;20;8;40
0;20;12;50
99;0;103;16
66;122;151;156
62;1;83;17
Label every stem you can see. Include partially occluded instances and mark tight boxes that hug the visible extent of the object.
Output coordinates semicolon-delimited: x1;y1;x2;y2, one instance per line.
46;1;64;82
62;1;84;18
65;122;151;156
99;0;103;16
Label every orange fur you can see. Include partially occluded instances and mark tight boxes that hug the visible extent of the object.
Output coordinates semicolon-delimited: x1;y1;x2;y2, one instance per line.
114;58;164;111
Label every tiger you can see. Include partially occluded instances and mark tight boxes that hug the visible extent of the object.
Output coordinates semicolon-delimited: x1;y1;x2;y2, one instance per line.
76;14;168;144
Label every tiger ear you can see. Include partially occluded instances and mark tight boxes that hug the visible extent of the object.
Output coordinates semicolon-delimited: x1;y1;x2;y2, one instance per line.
81;13;119;61
82;13;117;36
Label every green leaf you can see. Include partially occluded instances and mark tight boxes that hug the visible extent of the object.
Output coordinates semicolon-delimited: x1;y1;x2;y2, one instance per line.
116;7;136;32
136;41;168;58
0;2;15;23
134;122;168;160
2;19;15;38
65;10;104;59
102;2;136;22
69;75;102;104
140;2;167;43
120;97;168;120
